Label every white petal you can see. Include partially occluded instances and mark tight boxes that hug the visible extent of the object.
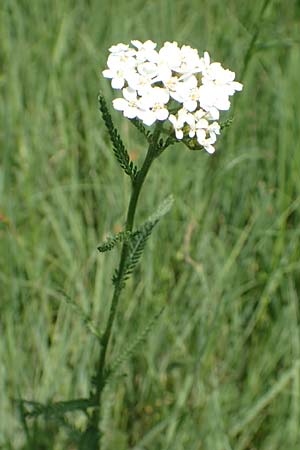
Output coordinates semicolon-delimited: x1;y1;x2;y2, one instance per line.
113;98;127;111
184;99;197;112
232;81;243;91
204;144;215;154
139;110;156;126
123;87;137;101
143;40;157;50
124;106;137;119
102;69;113;79
169;114;177;126
196;129;206;144
197;118;209;129
203;51;210;65
126;72;140;90
175;129;183;139
109;43;129;53
112;77;125;89
155;108;169;121
131;40;142;49
188;128;195;138
215;96;230;110
138;62;158;78
207;107;219;120
159;88;170;104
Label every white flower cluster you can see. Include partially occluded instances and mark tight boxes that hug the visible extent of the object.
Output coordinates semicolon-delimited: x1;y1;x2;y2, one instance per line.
103;40;243;154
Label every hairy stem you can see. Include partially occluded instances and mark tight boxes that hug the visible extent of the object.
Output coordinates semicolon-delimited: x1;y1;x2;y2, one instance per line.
88;124;162;449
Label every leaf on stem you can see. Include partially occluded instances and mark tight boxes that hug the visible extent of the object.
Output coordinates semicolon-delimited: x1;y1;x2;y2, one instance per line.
131;118;152;141
58;291;102;342
97;230;132;253
106;307;165;381
98;93;138;180
18;398;95;418
113;195;174;286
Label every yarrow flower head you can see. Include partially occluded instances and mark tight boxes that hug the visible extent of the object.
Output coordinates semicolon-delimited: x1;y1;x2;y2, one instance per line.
102;40;243;154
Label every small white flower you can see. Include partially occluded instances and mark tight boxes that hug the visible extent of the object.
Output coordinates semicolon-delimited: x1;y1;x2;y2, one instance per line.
201;51;243;99
126;62;158;94
138;87;170;125
109;43;131;54
158;41;182;72
169;75;197;105
196;121;220;154
177;45;202;75
113;87;147;120
188;109;209;138
169;108;192;139
199;82;231;112
131;40;158;63
102;52;136;89
172;75;201;112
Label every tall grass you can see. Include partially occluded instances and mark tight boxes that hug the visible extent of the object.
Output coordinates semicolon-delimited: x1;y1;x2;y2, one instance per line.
1;0;300;448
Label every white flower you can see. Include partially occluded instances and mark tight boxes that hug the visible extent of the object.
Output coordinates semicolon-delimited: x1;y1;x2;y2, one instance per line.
131;40;158;63
171;75;200;112
196;121;220;154
126;62;158;94
113;87;148;120
102;52;136;89
109;43;130;54
158;41;182;72
169;108;192;139
138;87;170;125
201;51;243;98
188;109;209;138
177;45;202;75
199;82;231;111
103;40;243;154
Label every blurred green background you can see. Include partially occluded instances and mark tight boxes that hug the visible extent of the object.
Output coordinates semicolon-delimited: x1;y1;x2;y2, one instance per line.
1;0;300;448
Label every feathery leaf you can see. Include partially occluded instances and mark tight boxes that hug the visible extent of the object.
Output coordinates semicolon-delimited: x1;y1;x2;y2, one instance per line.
98;93;137;180
18;398;95;418
98;230;132;253
107;307;165;380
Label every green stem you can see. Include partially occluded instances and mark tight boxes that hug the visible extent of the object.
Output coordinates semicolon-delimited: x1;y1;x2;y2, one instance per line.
88;124;162;449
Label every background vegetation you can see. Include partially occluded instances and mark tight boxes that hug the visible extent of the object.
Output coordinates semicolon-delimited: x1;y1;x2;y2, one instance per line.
1;0;300;448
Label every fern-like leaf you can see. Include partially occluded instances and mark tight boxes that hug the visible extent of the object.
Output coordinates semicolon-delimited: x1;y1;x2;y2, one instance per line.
19;398;95;418
131;118;152;141
116;195;174;284
106;307;165;380
59;291;102;341
98;93;137;180
123;221;156;279
98;230;132;253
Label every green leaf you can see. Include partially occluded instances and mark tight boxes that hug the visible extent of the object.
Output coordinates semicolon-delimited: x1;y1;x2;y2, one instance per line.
98;93;137;180
98;230;132;253
18;398;95;418
113;195;174;285
58;291;102;341
107;307;165;380
131;118;152;141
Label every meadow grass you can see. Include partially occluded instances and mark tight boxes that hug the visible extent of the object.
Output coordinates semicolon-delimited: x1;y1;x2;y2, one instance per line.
1;0;300;448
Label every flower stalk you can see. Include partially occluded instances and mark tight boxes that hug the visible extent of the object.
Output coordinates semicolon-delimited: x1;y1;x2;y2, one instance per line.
86;123;162;449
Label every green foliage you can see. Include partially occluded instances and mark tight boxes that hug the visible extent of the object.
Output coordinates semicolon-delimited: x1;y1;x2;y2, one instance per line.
113;196;174;285
98;94;137;180
60;293;102;341
97;230;132;253
131;119;152;141
20;399;94;419
107;307;165;379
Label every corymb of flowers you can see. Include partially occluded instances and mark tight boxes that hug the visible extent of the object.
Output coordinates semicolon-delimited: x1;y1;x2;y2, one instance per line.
102;40;243;154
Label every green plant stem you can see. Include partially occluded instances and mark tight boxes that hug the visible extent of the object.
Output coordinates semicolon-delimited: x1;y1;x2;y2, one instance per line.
88;124;162;449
